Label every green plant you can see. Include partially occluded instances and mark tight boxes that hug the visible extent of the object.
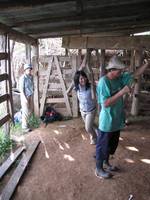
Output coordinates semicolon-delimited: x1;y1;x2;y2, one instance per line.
10;122;22;135
28;113;40;128
0;128;13;161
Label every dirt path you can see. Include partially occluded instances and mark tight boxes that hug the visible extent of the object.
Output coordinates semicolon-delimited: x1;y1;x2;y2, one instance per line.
9;118;150;200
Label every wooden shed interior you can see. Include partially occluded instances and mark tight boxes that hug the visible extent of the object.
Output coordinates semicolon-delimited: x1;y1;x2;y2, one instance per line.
0;0;150;132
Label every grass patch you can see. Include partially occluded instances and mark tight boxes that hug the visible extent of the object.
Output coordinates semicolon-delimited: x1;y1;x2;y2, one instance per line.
10;122;22;136
10;113;40;136
28;113;41;128
0;129;14;162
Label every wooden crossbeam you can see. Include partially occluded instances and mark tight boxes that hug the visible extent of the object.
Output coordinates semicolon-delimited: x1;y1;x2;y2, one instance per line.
0;23;37;46
0;94;10;104
0;114;10;127
46;98;65;103
0;146;26;179
0;74;9;82
0;140;41;200
62;35;150;50
0;53;8;60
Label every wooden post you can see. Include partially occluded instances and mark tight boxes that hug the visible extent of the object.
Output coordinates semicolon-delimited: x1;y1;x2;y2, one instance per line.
32;45;40;117
25;44;31;64
86;49;96;100
7;38;14;124
131;50;142;116
77;49;82;67
130;49;135;72
40;56;53;116
100;49;105;77
95;49;100;68
65;48;68;56
71;55;78;117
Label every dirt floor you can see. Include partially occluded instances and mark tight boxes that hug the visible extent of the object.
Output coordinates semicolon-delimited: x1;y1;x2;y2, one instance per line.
1;117;150;200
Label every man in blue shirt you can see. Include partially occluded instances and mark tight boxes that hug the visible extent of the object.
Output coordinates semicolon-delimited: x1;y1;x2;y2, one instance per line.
96;56;149;179
19;63;33;133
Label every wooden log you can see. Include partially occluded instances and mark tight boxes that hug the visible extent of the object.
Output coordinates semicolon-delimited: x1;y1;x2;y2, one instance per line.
0;146;26;179
0;140;40;200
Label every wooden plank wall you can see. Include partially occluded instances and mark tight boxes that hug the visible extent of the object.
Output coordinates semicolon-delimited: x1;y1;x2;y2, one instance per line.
0;35;14;130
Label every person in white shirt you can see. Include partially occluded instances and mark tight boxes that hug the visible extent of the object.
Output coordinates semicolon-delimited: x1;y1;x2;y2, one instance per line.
74;70;97;145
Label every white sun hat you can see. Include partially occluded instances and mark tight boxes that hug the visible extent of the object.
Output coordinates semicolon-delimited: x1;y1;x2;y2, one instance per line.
24;63;32;71
106;55;126;70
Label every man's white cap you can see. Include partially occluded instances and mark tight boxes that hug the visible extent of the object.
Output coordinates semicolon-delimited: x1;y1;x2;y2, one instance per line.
24;63;32;71
106;55;126;70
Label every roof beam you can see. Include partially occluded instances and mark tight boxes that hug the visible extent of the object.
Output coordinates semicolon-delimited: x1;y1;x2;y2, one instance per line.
62;36;150;50
0;22;37;45
0;0;75;9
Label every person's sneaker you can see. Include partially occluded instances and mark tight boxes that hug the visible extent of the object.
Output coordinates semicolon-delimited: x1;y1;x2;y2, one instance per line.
106;165;119;172
95;168;112;179
22;128;32;133
104;161;119;172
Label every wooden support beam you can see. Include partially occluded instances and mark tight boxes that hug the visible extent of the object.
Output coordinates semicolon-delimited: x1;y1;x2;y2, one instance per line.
0;146;26;179
0;73;8;82
54;56;72;116
100;49;105;77
7;38;14;124
0;23;37;46
0;114;10;127
86;49;96;100
0;53;8;60
130;49;135;72
0;94;10;104
131;50;142;116
40;56;53;116
0;140;40;200
32;46;40;117
62;36;150;50
25;44;31;64
71;55;78;117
